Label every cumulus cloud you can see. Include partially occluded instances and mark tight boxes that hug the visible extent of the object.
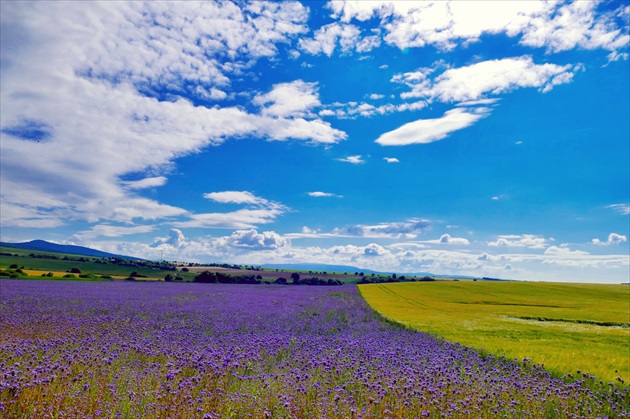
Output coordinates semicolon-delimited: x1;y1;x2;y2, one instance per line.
0;1;345;229
592;233;628;246
77;231;628;282
299;22;379;56
425;234;470;245
253;80;321;118
328;1;629;55
151;228;187;249
363;243;388;257
375;107;489;146
218;229;289;250
383;157;400;163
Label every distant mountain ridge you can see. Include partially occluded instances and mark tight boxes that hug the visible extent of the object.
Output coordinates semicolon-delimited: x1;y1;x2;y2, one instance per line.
260;263;479;280
0;240;141;260
261;263;383;274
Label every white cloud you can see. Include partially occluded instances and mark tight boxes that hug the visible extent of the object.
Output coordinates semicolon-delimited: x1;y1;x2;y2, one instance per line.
519;1;630;54
425;234;470;245
71;224;155;241
607;204;630;215
375;107;489;146
308;192;343;198
394;57;578;102
217;229;290;250
363;243;388;257
287;218;431;240
299;23;369;56
320;97;428;119
0;1;346;229
544;246;589;256
121;177;168;190
173;208;285;230
204;191;267;205
332;218;430;239
151;228;187;249
383;157;399;163
175;192;286;230
356;34;382;52
488;234;552;249
337;155;365;164
328;1;629;55
77;232;629;283
195;87;228;101
253;80;321;118
592;233;628;246
369;94;385;100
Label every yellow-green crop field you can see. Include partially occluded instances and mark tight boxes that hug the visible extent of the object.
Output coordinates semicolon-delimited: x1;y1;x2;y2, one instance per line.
359;281;630;384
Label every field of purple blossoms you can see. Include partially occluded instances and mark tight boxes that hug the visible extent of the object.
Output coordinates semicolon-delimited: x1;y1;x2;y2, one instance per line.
1;279;628;419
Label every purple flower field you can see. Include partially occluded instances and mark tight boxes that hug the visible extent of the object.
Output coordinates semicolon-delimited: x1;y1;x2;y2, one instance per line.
0;279;627;418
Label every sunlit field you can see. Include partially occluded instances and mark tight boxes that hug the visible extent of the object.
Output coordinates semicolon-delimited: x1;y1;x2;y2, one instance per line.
1;280;628;418
359;281;630;385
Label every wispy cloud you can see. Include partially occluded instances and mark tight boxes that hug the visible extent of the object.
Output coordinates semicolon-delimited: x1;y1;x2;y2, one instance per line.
174;192;287;229
383;157;400;163
393;57;579;102
308;192;343;198
204;191;267;205
71;224;155;241
337;155;365;164
607;204;630;215
488;234;552;249
288;219;430;240
121;177;168;190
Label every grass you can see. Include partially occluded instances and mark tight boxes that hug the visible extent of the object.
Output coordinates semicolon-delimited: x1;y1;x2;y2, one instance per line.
0;246;194;281
358;281;630;384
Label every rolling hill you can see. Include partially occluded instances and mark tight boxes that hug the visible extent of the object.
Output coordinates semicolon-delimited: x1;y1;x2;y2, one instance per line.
0;240;141;260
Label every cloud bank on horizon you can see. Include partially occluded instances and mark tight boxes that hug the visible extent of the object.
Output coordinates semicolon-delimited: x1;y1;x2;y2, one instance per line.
1;0;628;283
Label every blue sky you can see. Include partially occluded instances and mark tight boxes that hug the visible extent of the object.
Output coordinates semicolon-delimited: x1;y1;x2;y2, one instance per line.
1;1;628;283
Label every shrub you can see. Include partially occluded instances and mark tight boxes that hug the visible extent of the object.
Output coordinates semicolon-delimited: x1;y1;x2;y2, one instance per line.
70;267;81;274
193;271;216;283
63;274;76;278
